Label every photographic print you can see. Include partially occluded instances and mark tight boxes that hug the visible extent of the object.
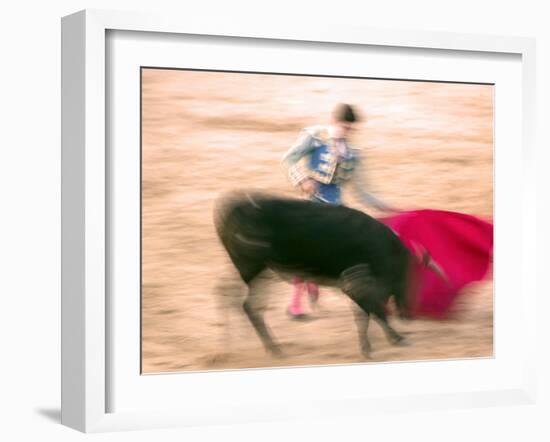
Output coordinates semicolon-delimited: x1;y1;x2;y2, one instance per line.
141;68;493;373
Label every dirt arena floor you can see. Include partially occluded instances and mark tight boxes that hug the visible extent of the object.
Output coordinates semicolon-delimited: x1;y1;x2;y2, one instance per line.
141;68;494;373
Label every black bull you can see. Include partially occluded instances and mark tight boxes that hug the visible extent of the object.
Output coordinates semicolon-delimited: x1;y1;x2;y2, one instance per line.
214;193;412;358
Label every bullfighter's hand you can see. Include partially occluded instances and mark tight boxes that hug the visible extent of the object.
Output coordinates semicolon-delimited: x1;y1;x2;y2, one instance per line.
300;178;317;196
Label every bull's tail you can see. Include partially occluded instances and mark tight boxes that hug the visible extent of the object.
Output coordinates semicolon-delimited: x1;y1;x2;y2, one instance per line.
213;191;271;284
212;192;263;352
214;191;263;240
213;191;242;242
214;191;271;247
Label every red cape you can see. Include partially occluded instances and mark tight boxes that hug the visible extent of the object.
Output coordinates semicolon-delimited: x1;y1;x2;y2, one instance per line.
379;210;493;318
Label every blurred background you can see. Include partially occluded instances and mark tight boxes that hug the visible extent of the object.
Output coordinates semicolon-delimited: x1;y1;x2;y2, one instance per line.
141;68;493;373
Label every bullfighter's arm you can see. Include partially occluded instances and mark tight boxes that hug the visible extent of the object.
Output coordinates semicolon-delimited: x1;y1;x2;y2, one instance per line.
351;153;397;212
281;130;316;186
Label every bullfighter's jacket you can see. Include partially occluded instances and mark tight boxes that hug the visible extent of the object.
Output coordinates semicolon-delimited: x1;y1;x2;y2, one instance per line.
282;125;390;209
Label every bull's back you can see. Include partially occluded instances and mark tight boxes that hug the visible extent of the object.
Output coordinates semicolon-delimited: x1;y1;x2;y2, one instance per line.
215;193;408;282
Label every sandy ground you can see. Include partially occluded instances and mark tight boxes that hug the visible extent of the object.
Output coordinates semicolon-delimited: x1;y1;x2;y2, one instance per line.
141;69;493;373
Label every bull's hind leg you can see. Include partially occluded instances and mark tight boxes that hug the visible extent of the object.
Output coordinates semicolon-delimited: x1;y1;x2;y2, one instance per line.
341;264;405;358
243;280;283;357
213;271;246;354
238;262;282;357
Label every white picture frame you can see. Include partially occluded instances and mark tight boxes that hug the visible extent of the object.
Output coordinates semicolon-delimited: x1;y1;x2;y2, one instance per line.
61;9;537;433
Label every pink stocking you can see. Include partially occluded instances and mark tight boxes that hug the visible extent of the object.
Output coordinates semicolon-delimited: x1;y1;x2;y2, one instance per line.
288;276;306;316
306;282;319;303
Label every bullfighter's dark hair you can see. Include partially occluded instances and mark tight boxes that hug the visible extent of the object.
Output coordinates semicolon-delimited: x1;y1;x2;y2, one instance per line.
333;103;360;123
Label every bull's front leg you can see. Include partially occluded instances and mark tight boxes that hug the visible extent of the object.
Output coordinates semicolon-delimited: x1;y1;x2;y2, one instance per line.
371;307;407;347
340;264;379;358
352;307;372;358
341;264;407;358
